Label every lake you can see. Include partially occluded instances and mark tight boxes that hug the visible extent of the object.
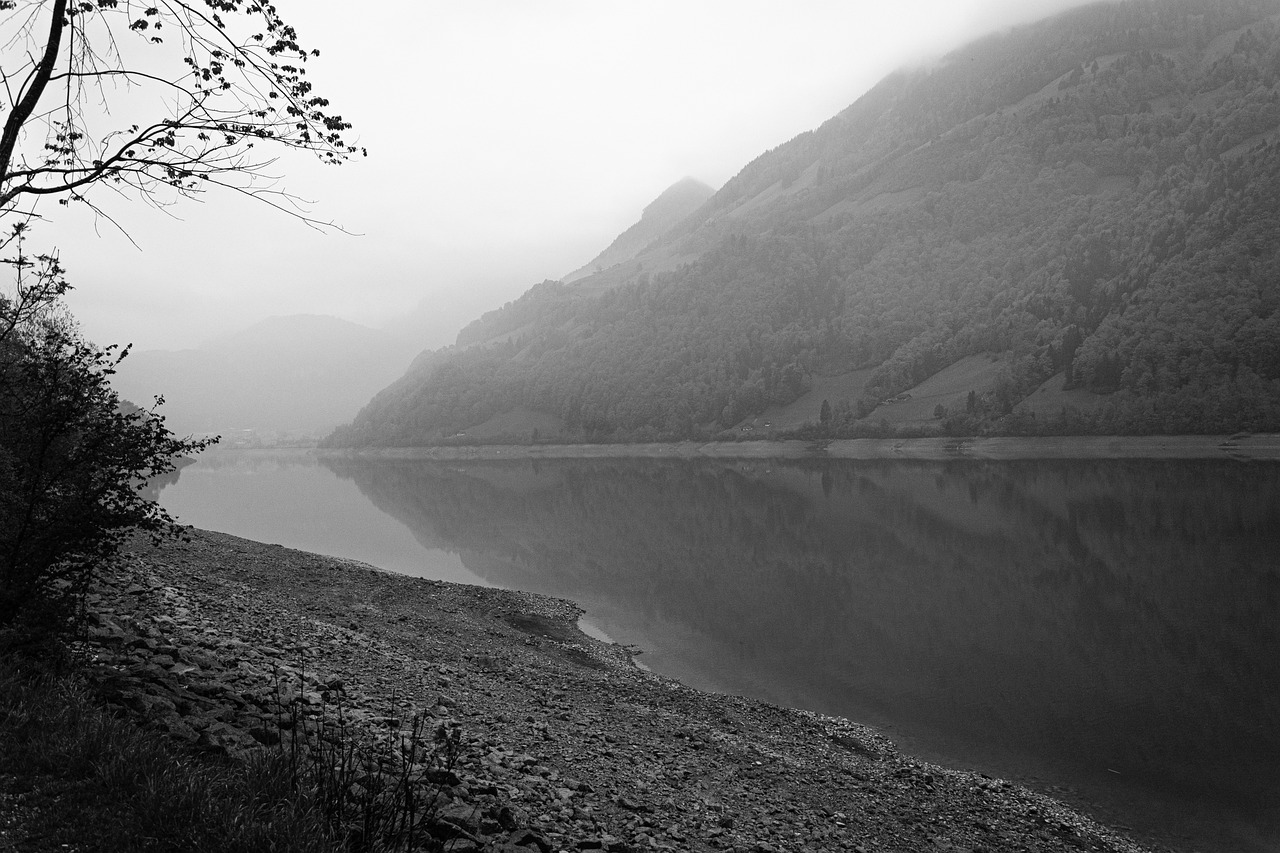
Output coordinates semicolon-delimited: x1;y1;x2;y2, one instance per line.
158;449;1280;853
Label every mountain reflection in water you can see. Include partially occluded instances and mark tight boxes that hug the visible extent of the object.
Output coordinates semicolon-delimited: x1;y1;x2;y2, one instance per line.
317;455;1279;853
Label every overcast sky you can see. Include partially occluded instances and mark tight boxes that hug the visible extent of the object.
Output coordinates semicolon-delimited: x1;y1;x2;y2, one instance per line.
49;0;1094;352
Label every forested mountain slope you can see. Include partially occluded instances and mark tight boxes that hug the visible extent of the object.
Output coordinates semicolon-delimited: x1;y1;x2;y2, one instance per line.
330;0;1280;447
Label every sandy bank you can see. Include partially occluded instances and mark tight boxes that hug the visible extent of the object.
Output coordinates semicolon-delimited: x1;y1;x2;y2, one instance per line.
69;529;1163;853
320;433;1280;462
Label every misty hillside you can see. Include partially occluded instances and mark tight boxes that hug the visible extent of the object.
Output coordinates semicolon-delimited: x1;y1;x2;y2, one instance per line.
561;177;716;284
330;0;1280;447
454;177;715;349
114;314;420;440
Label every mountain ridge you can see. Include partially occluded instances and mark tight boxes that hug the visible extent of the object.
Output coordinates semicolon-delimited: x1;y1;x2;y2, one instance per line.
329;0;1280;447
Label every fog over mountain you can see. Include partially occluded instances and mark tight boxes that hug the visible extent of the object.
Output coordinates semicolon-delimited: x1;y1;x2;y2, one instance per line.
330;0;1280;447
111;176;717;441
112;315;422;441
64;2;1103;356
562;178;716;284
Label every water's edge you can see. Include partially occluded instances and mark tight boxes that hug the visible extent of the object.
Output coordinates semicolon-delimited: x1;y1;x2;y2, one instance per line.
159;450;1280;852
316;433;1280;461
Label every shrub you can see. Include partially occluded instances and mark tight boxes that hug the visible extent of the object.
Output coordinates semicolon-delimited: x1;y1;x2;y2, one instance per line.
0;245;211;649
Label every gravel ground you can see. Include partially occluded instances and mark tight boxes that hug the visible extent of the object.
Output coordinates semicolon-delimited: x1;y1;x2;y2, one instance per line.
40;528;1164;853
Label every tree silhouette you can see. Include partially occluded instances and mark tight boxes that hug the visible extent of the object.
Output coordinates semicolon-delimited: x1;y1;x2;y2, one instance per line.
0;0;361;227
0;0;357;647
0;236;213;647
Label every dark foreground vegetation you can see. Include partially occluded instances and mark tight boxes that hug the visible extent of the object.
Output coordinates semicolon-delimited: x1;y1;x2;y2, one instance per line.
331;0;1280;447
0;237;206;652
0;659;339;852
0;1;420;848
0;250;466;853
0;650;470;852
0;248;333;850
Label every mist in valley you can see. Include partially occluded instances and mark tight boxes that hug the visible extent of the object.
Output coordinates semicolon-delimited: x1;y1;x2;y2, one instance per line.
80;1;1106;441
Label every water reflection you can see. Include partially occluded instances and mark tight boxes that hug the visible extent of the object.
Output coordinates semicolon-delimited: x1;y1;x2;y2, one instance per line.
320;456;1280;853
157;450;485;584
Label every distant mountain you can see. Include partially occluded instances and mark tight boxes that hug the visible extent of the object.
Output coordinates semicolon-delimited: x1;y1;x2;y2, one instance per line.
330;0;1280;447
562;177;716;284
114;314;420;440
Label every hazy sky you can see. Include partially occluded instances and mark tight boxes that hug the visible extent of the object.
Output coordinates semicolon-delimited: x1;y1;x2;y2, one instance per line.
45;0;1094;352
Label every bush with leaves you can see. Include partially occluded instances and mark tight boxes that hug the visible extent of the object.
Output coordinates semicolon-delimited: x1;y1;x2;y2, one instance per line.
0;237;211;648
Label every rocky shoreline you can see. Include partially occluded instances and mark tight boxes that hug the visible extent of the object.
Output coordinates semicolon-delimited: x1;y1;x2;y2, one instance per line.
73;528;1158;853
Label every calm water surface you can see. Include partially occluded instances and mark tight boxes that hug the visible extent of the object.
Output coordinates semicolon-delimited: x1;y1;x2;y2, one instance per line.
157;451;485;585
159;450;1280;853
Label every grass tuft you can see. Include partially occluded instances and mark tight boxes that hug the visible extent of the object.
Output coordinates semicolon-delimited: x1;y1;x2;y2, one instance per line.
0;657;466;852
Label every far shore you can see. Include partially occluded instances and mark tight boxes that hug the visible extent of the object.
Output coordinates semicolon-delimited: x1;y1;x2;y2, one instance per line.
313;432;1280;462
